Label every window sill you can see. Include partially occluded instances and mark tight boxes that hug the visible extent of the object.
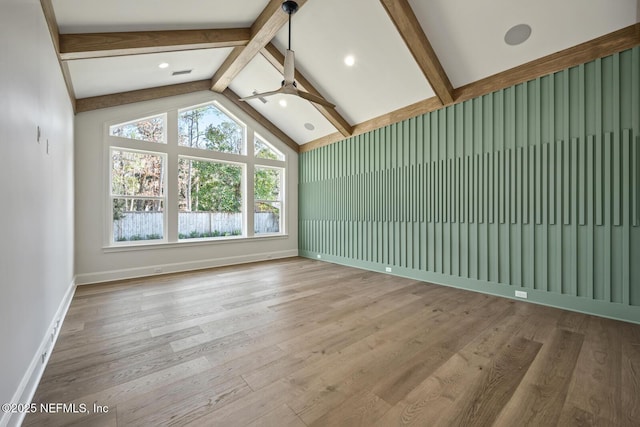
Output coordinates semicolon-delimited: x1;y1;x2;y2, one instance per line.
103;233;289;253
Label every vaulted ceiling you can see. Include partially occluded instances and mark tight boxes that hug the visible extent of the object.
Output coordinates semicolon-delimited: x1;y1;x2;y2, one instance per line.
45;0;640;152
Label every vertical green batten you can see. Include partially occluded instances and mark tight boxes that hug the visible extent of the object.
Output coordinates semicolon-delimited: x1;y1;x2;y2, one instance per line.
299;47;640;324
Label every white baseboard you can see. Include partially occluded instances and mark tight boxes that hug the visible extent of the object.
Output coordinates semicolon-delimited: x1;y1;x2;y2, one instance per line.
75;250;299;285
1;278;76;427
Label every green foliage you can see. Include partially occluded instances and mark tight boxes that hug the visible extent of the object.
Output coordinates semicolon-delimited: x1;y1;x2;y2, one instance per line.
179;122;244;213
111;150;163;197
254;168;282;212
113;199;127;221
111;116;164;143
115;233;162;242
178;106;243;154
179;229;237;239
255;138;283;160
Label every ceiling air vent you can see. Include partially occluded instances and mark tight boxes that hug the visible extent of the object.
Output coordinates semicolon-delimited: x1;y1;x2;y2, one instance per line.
172;69;193;76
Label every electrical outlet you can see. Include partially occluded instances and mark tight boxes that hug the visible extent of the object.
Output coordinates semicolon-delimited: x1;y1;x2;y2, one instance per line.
385;267;392;273
515;290;528;299
41;351;48;364
317;254;322;259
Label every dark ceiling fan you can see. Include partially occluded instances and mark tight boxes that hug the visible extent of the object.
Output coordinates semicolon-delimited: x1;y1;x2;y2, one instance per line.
239;0;336;108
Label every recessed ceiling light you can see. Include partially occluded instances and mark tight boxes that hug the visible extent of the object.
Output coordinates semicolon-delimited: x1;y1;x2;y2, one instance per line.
344;55;355;67
279;99;287;107
304;123;315;131
158;62;169;69
504;24;532;46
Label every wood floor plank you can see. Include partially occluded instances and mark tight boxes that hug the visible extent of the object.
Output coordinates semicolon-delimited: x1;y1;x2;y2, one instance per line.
308;390;391;427
557;316;623;425
118;374;251;427
37;327;204;402
493;329;585;426
245;404;306;427
620;320;640;425
373;352;490;426
444;336;542;426
183;379;297;426
24;257;640;426
27;357;211;426
284;297;508;423
371;297;513;406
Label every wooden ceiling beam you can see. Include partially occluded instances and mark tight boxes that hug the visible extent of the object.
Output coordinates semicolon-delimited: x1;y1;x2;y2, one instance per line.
210;0;307;93
301;23;640;153
222;88;299;153
75;80;212;113
40;0;76;111
59;29;251;60
379;0;454;105
261;43;353;137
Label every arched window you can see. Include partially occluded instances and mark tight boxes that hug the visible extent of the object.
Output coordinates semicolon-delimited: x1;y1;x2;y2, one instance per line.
106;101;287;246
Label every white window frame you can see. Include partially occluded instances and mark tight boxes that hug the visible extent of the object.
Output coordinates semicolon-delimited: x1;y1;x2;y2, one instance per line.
254;165;285;236
177;155;247;240
108;146;168;246
103;99;288;248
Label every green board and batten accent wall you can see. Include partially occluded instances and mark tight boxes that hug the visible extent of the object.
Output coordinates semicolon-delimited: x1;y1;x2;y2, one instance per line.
299;47;640;324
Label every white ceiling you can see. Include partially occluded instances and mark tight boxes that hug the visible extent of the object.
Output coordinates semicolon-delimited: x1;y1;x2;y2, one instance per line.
411;0;639;87
53;0;270;33
52;0;639;145
69;48;233;98
270;0;434;125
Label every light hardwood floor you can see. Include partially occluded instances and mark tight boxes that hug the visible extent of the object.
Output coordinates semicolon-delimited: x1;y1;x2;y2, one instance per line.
25;257;640;426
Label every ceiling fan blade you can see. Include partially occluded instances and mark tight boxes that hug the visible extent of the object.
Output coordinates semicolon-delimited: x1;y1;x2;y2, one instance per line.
284;49;295;84
297;90;335;108
239;88;284;102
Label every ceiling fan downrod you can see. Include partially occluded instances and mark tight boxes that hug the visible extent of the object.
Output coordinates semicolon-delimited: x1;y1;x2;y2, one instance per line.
282;1;298;51
237;0;336;109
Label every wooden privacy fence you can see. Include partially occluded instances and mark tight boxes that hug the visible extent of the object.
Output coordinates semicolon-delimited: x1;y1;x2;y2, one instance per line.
113;212;279;240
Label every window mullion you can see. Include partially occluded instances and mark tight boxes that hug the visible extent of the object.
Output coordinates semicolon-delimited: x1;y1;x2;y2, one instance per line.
166;109;179;242
246;127;255;238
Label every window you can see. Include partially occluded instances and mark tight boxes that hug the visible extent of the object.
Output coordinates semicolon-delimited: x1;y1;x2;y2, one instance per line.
105;100;287;246
254;166;283;234
255;134;284;161
178;158;244;239
110;149;166;243
178;104;244;154
109;114;166;144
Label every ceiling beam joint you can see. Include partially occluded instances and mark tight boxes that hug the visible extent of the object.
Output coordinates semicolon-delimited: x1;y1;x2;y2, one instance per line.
210;0;307;93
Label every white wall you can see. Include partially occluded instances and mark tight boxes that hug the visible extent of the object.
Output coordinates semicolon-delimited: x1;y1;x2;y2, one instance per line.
75;91;298;284
0;0;75;425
